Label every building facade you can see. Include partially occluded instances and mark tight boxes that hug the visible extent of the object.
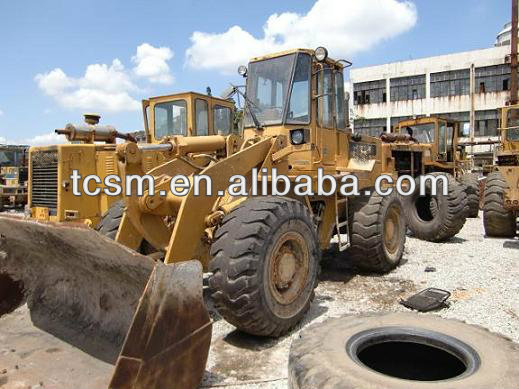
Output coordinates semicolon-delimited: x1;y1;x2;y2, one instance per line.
350;42;515;168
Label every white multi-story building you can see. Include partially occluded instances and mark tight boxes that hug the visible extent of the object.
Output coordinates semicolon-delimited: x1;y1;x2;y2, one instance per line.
349;23;517;167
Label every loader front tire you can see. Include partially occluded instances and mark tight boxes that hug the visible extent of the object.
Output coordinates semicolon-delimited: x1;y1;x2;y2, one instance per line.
461;173;480;218
483;171;517;237
402;173;467;242
209;196;320;337
96;200;155;254
345;191;406;273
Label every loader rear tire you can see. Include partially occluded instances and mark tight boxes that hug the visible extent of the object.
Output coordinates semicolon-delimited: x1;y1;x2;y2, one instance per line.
483;172;517;237
461;173;480;218
96;200;156;254
345;191;406;273
209;196;320;337
402;173;467;242
288;312;519;389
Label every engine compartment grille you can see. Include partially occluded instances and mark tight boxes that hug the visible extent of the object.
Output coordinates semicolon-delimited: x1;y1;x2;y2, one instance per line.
31;150;58;210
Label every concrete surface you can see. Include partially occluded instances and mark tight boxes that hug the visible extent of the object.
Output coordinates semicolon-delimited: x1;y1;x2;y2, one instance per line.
0;214;518;389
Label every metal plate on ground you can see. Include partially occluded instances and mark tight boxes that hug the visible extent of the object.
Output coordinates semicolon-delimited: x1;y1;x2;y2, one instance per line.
400;288;451;312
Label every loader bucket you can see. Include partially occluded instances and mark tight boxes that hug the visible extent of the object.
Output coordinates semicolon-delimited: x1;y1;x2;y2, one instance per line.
110;262;212;389
0;215;212;389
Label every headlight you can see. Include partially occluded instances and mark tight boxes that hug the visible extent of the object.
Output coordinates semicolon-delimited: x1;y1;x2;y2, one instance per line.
290;129;305;145
315;46;328;62
238;65;248;77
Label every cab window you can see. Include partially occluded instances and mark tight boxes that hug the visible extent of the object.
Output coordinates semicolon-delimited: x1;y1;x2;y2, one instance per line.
506;108;519;140
335;71;346;129
287;53;311;124
438;121;447;154
214;105;232;135
317;68;334;128
154;100;187;139
195;99;209;136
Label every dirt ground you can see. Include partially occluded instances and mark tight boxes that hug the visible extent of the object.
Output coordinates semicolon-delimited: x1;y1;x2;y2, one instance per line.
0;215;518;389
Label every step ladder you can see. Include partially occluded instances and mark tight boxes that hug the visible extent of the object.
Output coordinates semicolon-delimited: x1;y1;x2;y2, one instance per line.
335;194;350;252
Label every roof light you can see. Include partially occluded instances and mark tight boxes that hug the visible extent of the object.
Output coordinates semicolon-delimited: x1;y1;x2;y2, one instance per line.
315;47;328;62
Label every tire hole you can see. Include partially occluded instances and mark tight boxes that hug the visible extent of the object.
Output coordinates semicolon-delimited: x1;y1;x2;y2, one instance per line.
348;328;479;382
358;340;466;381
415;194;434;222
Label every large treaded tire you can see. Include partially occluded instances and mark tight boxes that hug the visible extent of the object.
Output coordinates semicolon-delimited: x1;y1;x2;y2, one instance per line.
96;200;155;254
345;191;406;273
208;196;320;337
289;312;519;389
483;171;517;237
96;200;125;240
402;173;467;242
461;173;480;218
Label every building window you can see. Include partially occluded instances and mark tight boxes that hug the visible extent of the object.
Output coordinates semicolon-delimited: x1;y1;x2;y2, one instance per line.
430;69;470;98
353;79;386;105
390;75;426;101
475;64;511;93
474;110;499;136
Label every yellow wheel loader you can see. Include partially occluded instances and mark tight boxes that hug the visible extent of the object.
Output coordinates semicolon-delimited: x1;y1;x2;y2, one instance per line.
0;145;28;211
28;91;236;228
483;105;519;237
384;117;473;242
1;48;407;389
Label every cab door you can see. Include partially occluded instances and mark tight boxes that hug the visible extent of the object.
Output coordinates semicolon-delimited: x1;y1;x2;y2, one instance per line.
316;67;337;166
437;120;448;162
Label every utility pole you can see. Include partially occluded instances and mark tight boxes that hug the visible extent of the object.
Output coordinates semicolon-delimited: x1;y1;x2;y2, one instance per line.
510;0;518;105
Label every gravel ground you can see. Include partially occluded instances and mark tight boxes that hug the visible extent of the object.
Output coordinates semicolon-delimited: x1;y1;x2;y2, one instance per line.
202;213;519;388
1;213;518;389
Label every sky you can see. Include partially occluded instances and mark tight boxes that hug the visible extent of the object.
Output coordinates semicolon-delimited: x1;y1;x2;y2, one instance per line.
0;0;511;145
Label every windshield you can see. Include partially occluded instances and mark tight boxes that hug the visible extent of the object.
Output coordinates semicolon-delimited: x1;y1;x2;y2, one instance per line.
154;100;187;139
402;123;435;143
244;54;296;127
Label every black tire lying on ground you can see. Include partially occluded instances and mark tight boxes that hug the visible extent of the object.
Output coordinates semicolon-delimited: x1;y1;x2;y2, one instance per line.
402;172;467;242
461;173;480;218
483;171;517;237
209;196;320;337
289;312;519;389
343;191;406;273
96;200;156;254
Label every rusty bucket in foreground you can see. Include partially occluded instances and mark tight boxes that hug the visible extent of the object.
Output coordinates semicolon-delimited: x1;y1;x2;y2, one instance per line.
0;215;212;389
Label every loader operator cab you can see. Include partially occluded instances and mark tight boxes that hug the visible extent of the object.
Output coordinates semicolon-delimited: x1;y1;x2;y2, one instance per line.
143;92;235;143
395;117;459;163
240;48;350;167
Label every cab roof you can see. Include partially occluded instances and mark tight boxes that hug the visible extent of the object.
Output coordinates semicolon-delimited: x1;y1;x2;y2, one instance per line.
145;91;234;105
249;48;345;68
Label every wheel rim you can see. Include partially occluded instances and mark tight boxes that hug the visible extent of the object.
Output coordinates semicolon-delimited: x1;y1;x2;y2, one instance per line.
268;231;310;306
384;205;402;255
